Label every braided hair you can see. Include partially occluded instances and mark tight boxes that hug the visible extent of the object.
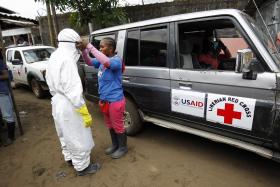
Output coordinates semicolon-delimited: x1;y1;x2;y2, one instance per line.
102;37;116;52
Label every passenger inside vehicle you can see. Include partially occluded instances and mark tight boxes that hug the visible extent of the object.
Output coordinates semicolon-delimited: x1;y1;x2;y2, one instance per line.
179;40;201;69
40;51;50;61
178;19;250;71
198;31;232;70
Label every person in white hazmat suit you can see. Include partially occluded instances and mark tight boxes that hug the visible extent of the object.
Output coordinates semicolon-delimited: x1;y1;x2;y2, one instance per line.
46;28;100;176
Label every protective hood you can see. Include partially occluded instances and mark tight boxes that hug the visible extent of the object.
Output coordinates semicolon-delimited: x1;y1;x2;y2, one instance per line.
58;28;81;43
46;28;85;108
57;28;81;63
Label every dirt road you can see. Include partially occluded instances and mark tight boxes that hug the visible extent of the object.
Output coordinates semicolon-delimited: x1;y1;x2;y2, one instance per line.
1;87;280;187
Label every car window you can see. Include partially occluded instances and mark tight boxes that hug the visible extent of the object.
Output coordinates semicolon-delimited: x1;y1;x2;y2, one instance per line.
242;13;280;67
177;18;265;72
125;30;139;66
14;51;22;61
124;26;168;67
140;26;167;67
91;34;115;50
23;48;55;63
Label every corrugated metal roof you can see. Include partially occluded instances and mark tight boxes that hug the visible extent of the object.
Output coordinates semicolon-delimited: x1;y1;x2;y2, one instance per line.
1;18;36;26
0;12;38;30
0;12;38;24
0;5;16;14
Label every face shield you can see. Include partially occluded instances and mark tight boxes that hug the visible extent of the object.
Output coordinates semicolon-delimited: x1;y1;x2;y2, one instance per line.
206;35;221;55
204;30;220;53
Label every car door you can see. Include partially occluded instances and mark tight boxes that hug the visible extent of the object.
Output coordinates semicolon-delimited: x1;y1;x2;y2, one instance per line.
170;17;276;143
12;50;26;84
123;25;171;116
6;50;18;81
16;50;28;84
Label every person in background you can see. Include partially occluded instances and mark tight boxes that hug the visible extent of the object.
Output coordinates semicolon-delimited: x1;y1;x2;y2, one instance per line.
17;37;29;46
46;28;100;176
0;51;16;146
198;32;231;69
77;37;128;159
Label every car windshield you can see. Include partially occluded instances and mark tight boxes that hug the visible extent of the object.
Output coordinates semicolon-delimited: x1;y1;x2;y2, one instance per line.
23;48;55;63
242;13;280;64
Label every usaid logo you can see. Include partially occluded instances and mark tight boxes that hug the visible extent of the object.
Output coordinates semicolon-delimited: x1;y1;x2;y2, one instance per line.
181;99;204;108
172;96;180;106
173;96;204;108
171;89;206;118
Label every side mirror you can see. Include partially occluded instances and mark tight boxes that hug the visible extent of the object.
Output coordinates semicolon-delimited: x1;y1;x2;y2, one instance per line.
11;59;23;65
235;49;257;80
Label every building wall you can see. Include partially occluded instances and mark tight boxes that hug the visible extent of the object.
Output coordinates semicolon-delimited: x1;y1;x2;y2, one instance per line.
38;12;88;46
37;1;255;45
125;0;247;23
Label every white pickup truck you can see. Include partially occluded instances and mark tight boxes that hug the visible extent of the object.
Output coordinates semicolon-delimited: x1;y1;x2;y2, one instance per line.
6;45;55;98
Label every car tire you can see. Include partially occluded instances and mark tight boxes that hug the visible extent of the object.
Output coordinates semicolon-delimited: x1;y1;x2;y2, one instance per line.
30;78;44;98
124;96;143;136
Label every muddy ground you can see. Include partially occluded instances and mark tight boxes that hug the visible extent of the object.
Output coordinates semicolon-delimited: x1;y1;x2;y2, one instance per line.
0;86;280;187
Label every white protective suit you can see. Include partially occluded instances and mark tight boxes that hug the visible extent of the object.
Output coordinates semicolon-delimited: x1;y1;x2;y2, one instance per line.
46;29;94;171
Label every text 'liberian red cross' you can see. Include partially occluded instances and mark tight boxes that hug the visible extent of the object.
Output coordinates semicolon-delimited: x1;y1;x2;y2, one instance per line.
217;103;241;124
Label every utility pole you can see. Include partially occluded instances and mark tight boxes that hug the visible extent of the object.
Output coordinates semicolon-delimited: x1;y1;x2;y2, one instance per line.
50;2;59;45
46;1;56;47
88;23;93;34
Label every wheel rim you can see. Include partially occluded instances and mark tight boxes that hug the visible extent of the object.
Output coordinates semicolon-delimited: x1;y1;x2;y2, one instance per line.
31;80;40;96
124;111;132;129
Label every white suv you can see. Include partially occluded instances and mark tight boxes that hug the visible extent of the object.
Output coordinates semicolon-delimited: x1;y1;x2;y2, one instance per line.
6;45;55;98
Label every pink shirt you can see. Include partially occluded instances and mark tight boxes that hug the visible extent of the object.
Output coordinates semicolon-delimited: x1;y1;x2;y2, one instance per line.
198;53;229;70
198;54;219;69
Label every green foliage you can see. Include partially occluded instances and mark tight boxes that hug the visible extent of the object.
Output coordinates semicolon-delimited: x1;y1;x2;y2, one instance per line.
69;12;80;27
35;0;127;28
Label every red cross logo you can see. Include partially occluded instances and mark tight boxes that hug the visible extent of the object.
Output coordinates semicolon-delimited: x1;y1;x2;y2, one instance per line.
217;103;241;124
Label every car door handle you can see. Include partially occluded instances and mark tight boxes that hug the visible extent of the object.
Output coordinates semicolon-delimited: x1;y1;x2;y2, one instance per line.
123;76;130;82
179;82;192;90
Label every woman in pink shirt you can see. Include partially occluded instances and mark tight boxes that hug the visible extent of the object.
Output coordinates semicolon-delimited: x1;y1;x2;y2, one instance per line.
77;38;127;159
